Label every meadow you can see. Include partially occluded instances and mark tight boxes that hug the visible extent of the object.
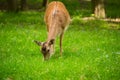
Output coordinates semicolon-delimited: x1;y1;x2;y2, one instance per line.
0;0;120;80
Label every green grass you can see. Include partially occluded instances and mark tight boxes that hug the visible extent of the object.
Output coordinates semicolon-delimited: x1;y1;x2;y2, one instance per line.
0;11;120;80
0;0;120;80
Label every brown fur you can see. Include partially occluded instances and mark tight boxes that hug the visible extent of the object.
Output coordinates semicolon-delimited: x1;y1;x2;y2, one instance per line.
35;1;70;60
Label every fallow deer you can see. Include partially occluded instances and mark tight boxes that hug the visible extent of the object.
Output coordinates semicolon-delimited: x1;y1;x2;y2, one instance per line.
34;1;71;60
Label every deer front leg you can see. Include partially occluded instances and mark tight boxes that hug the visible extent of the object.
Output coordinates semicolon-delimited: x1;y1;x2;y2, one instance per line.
60;33;64;56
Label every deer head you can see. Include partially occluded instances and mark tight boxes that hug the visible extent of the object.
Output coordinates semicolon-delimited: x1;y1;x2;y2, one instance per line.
34;39;55;60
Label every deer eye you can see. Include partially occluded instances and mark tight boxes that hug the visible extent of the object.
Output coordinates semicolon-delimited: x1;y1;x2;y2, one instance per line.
42;47;46;51
47;49;50;52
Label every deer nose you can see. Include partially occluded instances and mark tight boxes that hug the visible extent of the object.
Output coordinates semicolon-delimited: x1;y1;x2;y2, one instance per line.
44;54;50;61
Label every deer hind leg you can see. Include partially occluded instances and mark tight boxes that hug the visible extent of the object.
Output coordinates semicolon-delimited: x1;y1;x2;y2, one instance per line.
60;32;64;56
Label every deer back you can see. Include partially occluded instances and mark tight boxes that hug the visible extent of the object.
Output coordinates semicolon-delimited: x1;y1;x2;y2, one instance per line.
44;1;71;33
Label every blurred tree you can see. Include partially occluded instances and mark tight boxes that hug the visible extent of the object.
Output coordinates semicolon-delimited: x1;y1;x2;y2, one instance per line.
91;0;106;18
42;0;49;8
21;0;28;11
7;0;18;12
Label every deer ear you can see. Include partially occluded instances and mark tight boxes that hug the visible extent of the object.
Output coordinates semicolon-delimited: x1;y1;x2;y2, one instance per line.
49;39;55;45
34;40;43;46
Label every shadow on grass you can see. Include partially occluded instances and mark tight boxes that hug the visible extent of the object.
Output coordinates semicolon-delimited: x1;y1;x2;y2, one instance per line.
0;11;44;25
71;17;120;30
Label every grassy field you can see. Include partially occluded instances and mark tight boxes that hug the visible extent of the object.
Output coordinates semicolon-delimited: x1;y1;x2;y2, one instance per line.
0;11;120;80
0;0;120;80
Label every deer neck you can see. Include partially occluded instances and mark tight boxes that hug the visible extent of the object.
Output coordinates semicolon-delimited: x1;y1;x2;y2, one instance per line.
47;22;59;41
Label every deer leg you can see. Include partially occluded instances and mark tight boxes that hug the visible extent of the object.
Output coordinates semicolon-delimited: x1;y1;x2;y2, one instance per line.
60;32;64;56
